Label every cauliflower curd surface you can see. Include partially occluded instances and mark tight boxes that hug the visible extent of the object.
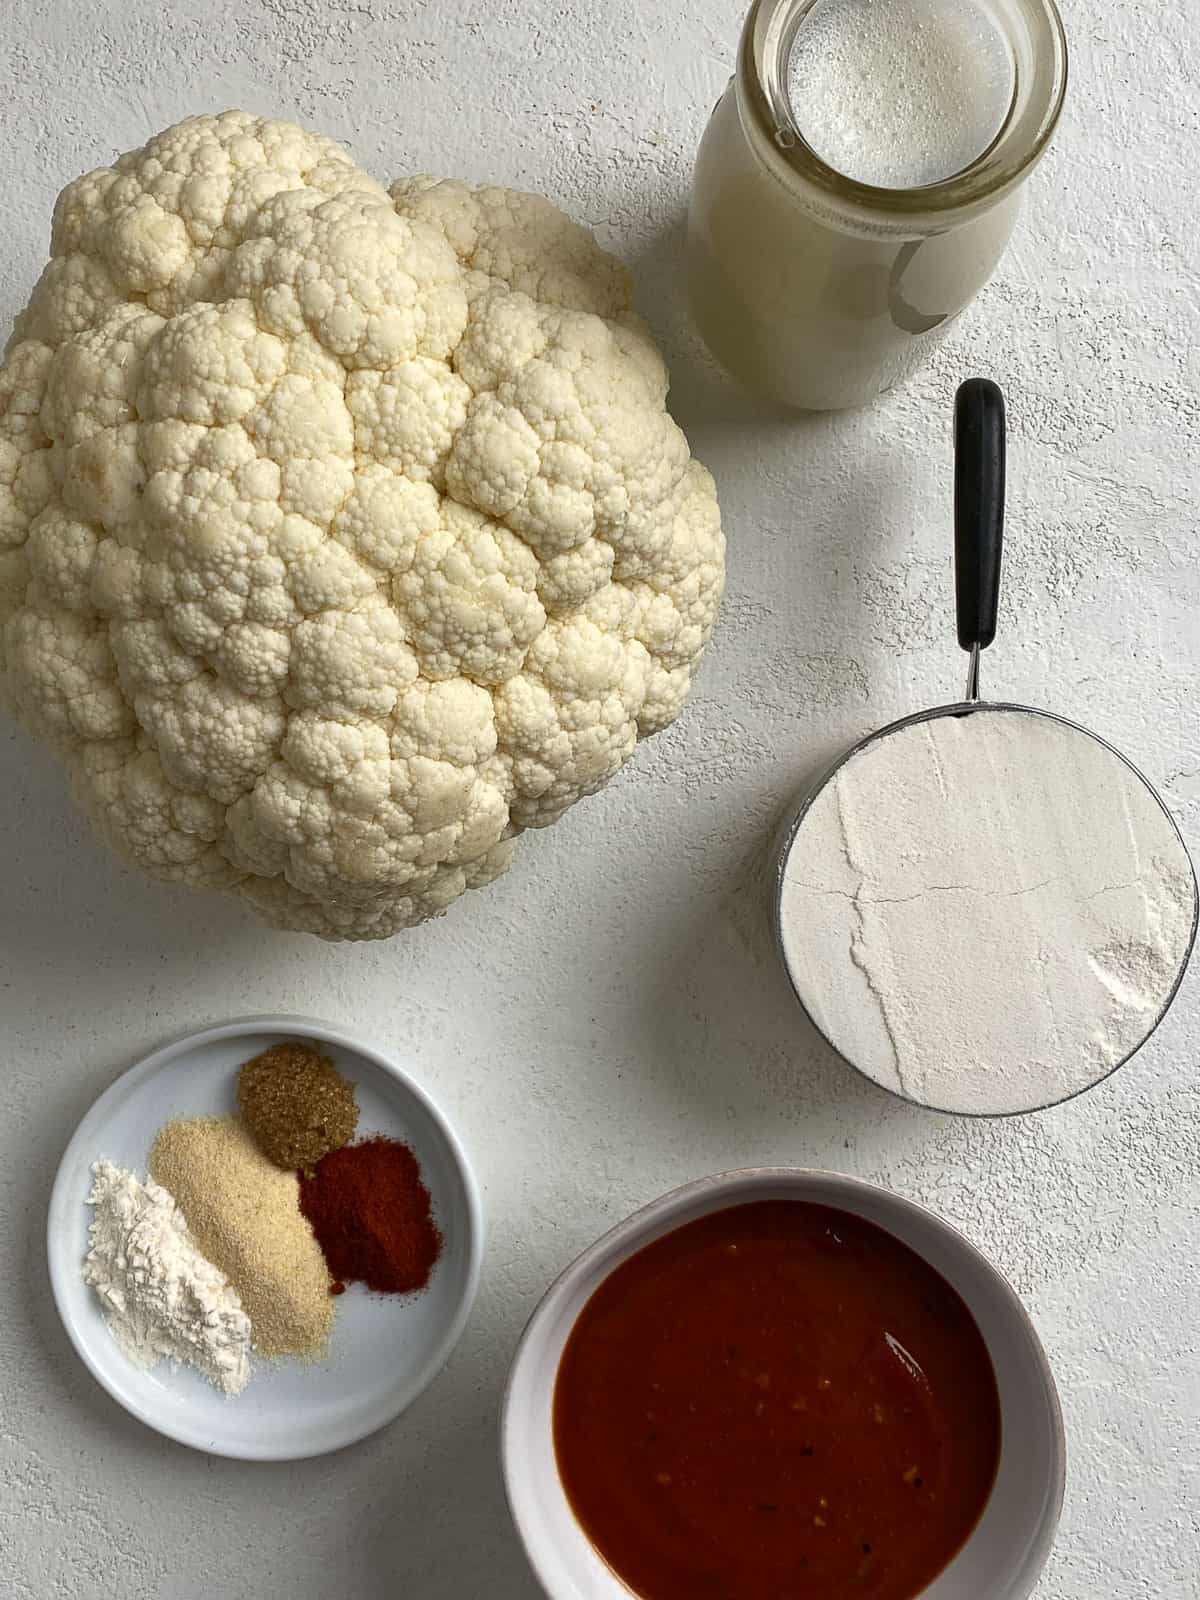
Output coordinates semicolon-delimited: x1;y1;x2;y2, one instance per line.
0;113;724;938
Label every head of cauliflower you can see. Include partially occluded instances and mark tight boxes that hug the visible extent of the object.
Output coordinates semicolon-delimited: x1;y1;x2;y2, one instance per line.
0;113;724;939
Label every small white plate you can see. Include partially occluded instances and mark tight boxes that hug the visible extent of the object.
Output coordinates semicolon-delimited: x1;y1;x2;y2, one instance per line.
48;1015;483;1460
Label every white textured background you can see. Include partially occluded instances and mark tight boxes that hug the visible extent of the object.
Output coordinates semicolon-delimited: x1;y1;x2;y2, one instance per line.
2;1;1197;1596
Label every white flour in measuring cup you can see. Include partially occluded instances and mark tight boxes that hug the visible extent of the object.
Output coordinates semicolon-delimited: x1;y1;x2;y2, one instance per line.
776;707;1196;1115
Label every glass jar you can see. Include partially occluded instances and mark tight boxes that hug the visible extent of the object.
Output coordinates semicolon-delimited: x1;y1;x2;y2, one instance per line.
687;0;1068;410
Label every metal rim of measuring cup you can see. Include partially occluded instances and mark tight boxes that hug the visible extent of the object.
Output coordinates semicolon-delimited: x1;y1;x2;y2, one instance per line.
771;699;1200;1119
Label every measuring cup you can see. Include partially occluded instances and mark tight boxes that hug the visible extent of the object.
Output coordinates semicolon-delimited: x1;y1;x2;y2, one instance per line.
772;379;1197;1116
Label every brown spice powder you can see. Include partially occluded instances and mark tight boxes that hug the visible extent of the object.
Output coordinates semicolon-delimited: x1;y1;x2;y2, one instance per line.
149;1115;333;1359
237;1041;359;1175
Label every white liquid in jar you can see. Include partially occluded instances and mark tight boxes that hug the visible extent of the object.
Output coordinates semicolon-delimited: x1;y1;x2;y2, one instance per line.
787;0;1016;189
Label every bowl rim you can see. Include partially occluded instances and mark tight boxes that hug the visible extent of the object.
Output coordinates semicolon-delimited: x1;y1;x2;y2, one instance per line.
47;1011;485;1460
501;1166;1066;1600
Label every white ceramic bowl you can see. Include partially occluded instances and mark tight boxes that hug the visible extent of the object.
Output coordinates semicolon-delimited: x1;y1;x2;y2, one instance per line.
503;1169;1064;1600
48;1015;483;1460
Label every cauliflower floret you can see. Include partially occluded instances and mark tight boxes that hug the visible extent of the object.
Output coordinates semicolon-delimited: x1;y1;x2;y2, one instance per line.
227;190;468;369
6;607;132;745
390;177;632;317
0;342;55;643
493;616;650;828
80;740;240;886
395;500;546;685
0;113;724;939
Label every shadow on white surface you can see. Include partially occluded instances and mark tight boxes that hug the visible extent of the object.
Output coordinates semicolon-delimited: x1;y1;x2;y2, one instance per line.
2;728;270;952
627;797;899;1132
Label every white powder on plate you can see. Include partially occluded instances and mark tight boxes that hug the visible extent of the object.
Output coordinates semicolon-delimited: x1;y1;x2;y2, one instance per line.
778;708;1196;1114
786;0;1015;189
83;1160;252;1396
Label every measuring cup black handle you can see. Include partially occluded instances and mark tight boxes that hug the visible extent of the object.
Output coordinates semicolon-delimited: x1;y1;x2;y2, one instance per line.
954;378;1005;654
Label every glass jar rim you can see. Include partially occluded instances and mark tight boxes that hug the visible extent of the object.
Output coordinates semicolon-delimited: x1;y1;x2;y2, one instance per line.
739;0;1068;217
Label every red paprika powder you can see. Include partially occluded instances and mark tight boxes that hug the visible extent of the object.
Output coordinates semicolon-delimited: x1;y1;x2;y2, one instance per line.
298;1136;442;1294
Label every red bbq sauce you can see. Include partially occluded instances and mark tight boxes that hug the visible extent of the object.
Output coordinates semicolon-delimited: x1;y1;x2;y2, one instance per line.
553;1201;1000;1600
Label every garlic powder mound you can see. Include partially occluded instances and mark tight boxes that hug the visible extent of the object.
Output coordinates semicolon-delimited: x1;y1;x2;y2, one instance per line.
149;1115;333;1358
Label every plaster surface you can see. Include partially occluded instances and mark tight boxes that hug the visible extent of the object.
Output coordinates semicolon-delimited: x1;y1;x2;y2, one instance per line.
1;1;1197;1596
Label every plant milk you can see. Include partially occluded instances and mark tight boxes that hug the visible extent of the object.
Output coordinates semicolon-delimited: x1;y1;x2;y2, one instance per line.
687;0;1062;407
787;0;1015;189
